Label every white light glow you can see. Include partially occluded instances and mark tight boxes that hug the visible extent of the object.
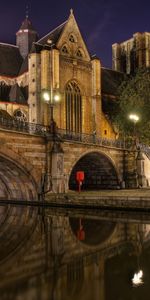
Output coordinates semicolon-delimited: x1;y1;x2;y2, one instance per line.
54;94;60;102
132;270;144;286
47;39;53;44
43;92;50;102
129;114;139;122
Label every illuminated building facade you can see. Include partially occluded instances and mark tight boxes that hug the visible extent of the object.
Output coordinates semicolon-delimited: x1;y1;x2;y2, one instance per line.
112;32;150;74
0;10;124;139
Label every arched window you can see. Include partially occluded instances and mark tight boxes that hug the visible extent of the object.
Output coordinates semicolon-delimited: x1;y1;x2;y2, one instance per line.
76;49;83;58
14;109;27;122
65;82;82;133
69;34;75;43
61;45;69;55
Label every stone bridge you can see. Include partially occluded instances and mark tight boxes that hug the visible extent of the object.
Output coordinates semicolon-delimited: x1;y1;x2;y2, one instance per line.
0;121;148;200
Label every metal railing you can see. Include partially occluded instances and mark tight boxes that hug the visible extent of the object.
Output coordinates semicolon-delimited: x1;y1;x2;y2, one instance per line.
0;116;128;149
57;128;125;149
0;116;48;136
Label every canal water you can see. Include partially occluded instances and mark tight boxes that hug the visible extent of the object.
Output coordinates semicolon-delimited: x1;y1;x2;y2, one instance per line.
0;204;150;299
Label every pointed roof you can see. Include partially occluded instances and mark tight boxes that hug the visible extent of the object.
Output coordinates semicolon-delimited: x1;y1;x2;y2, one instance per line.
37;9;90;61
18;17;36;31
9;83;26;104
56;9;90;60
38;21;67;46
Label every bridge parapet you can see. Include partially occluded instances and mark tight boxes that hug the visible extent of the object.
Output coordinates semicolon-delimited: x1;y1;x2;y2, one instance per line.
0;116;149;194
0;115;129;150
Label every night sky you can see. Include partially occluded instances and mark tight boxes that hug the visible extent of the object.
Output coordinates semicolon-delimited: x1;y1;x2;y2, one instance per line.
0;0;150;68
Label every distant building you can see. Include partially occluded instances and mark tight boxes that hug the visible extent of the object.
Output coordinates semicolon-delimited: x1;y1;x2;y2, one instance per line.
0;10;123;139
112;32;150;74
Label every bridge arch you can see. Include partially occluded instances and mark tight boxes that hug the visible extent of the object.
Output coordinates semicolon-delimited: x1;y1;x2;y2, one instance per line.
69;151;120;190
69;217;116;246
0;151;38;201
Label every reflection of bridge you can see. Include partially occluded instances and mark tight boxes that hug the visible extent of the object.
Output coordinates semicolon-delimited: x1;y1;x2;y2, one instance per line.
0;117;149;200
42;207;150;224
0;205;147;299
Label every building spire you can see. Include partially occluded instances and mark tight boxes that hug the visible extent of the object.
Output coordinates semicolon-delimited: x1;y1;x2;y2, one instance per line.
26;4;29;19
70;8;73;15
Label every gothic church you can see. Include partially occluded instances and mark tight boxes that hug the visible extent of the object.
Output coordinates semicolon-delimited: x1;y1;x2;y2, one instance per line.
0;10;123;139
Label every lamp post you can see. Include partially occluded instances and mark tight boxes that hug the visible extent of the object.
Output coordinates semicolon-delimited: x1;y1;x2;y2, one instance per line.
41;41;65;194
129;113;139;146
42;89;60;134
42;39;60;134
128;113;140;188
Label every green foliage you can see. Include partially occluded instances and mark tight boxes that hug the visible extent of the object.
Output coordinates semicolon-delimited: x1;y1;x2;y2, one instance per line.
114;68;150;144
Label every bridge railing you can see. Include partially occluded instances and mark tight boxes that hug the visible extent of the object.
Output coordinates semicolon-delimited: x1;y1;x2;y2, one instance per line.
57;128;125;149
0;115;129;149
0;116;48;136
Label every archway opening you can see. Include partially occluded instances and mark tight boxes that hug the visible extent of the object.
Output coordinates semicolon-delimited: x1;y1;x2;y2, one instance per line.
0;155;37;201
69;152;119;190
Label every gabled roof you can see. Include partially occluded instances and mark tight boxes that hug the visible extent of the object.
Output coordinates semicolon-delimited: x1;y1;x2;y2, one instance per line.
38;21;67;46
0;43;23;77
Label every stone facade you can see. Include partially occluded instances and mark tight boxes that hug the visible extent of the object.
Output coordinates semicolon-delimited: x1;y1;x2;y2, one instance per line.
0;10;117;140
29;12;103;135
0;129;125;197
112;32;150;74
0;127;147;195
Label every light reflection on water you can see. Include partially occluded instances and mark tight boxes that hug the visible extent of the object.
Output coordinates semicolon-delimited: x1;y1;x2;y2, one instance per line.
0;204;150;299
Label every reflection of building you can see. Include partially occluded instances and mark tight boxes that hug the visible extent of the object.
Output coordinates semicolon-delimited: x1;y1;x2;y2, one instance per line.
112;32;150;74
1;209;149;300
0;10;124;139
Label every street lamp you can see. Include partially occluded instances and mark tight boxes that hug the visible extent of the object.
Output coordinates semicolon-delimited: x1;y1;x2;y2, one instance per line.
129;114;139;123
42;39;60;134
42;89;60;134
129;113;140;146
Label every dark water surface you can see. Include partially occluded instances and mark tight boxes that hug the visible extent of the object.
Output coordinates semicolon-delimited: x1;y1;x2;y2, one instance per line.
0;204;150;299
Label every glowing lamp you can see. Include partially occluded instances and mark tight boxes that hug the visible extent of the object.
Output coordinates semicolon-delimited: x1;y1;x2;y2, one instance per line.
132;270;144;287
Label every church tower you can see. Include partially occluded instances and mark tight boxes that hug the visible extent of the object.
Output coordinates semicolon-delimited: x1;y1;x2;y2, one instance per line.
16;14;38;59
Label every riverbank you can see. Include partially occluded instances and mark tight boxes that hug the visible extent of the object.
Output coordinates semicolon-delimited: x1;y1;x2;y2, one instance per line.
1;189;150;211
45;188;150;211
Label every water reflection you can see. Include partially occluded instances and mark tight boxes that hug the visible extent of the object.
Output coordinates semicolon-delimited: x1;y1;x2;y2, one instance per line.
0;205;150;299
